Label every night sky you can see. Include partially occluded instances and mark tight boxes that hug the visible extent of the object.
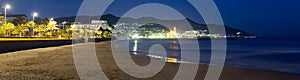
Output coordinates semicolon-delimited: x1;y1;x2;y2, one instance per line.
1;0;300;37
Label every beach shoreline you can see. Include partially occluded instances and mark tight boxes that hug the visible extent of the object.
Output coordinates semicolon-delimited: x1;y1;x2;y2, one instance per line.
0;41;299;80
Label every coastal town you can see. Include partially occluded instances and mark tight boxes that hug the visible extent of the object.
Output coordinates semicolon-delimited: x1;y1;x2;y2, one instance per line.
0;3;257;40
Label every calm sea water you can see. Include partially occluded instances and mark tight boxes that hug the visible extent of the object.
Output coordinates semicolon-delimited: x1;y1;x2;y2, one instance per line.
225;38;300;75
117;38;300;75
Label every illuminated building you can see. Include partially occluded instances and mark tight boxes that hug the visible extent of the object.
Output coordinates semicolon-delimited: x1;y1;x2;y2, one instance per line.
167;27;178;38
71;20;111;31
71;20;111;38
182;30;199;38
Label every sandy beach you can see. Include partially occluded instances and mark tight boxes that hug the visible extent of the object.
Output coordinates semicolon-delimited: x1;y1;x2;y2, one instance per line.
0;41;300;80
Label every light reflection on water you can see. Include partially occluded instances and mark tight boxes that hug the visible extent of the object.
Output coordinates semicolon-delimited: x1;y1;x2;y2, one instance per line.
132;40;138;55
130;40;193;64
128;38;300;75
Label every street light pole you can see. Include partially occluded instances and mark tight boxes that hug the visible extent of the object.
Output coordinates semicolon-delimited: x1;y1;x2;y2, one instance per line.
62;21;67;38
32;12;38;22
4;6;6;24
62;21;67;33
4;4;10;24
32;12;38;36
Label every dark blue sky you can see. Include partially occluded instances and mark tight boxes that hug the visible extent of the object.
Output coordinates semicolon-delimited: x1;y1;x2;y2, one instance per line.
1;0;300;37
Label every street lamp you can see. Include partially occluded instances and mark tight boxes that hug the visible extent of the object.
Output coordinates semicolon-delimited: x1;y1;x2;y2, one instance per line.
4;4;11;24
32;12;38;36
61;21;68;38
62;21;67;33
32;12;38;21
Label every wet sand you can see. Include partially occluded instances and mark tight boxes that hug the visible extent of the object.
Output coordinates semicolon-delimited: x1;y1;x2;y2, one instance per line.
0;41;299;80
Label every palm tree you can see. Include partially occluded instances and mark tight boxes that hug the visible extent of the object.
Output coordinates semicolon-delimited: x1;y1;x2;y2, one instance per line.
11;30;19;36
46;20;58;37
15;24;27;37
43;18;50;25
103;30;112;38
27;21;36;36
34;25;47;37
57;28;67;38
95;30;102;38
2;23;15;36
99;28;112;38
66;26;73;38
0;12;4;24
0;27;5;36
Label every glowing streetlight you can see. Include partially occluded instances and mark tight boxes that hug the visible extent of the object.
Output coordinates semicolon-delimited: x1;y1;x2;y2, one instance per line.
62;21;67;33
5;4;11;9
236;32;241;37
32;12;38;36
32;12;38;21
4;4;11;24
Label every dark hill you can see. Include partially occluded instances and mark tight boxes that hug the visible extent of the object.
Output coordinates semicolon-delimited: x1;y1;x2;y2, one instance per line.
140;23;170;31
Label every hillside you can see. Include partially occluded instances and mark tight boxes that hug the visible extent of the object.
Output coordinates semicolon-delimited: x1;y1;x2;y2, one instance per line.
54;14;252;36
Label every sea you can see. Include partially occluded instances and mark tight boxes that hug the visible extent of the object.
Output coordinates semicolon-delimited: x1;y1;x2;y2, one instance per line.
116;37;300;75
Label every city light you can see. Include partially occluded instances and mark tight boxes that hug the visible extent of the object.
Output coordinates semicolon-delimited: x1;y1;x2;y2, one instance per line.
32;12;38;36
5;4;11;9
32;12;38;21
148;34;166;39
62;21;67;33
133;40;138;52
166;58;178;63
131;33;140;39
4;4;11;24
33;12;38;17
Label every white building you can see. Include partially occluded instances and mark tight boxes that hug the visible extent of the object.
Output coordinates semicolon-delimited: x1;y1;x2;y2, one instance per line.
182;30;199;38
71;20;111;30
